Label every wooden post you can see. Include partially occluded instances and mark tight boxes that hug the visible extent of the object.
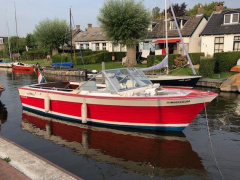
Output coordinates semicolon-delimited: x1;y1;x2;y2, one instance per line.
102;62;105;83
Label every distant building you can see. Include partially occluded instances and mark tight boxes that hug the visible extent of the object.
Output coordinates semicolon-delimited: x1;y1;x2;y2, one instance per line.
0;37;8;51
200;5;240;56
140;8;207;56
74;24;126;52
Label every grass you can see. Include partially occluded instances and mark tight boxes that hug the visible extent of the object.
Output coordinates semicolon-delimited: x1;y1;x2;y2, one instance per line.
9;59;237;79
2;157;11;163
75;61;147;71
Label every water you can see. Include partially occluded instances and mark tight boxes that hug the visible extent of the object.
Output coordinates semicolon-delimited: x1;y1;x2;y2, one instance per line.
1;68;240;180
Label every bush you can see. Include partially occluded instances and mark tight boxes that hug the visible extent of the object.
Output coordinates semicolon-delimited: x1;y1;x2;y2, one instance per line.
81;53;105;64
52;54;68;63
22;49;48;60
199;58;216;77
114;52;126;61
214;52;240;72
189;53;205;65
147;54;181;69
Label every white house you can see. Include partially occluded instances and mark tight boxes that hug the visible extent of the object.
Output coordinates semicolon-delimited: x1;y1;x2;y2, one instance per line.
200;6;240;56
74;24;126;52
139;8;207;56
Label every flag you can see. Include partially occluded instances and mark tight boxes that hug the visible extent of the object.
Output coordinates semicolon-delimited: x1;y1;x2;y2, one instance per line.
38;69;44;84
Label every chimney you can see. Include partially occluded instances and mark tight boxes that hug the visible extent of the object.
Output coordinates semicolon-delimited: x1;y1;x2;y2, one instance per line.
76;25;80;31
197;5;204;16
216;2;223;13
88;23;92;29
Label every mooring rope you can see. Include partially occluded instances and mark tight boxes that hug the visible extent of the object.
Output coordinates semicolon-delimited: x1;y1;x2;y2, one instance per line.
202;94;225;180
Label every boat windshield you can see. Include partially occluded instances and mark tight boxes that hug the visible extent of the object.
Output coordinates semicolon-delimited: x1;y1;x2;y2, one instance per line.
103;68;152;92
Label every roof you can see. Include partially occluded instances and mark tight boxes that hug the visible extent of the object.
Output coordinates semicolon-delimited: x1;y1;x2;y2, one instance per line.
200;9;240;36
148;15;205;39
75;27;106;42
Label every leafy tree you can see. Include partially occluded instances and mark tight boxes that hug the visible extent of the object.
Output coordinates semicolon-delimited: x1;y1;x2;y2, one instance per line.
152;7;161;20
4;36;26;54
98;0;151;66
162;3;187;17
33;18;70;55
187;1;227;17
26;33;37;49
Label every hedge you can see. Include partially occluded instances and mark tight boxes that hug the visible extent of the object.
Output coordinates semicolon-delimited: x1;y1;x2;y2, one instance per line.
199;58;216;77
22;50;48;60
52;54;69;63
189;53;205;65
214;52;240;72
147;54;181;69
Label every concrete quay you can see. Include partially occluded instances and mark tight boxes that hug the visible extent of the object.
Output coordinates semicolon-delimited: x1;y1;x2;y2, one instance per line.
196;78;225;88
0;136;82;180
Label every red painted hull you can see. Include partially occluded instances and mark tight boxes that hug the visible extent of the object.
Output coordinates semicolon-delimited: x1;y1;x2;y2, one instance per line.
13;65;34;71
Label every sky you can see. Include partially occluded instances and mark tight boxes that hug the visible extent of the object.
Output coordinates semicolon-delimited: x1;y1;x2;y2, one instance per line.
0;0;239;37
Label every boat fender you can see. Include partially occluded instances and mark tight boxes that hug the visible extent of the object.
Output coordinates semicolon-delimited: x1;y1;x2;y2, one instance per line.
81;101;87;123
44;95;50;112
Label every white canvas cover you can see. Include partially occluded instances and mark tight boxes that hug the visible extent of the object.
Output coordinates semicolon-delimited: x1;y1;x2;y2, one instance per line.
141;55;168;72
141;49;150;58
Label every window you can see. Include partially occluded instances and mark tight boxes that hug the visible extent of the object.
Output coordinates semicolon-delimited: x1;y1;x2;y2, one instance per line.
80;44;84;49
214;37;224;53
86;44;89;49
170;21;177;30
0;38;3;44
234;36;240;51
96;43;99;50
102;43;106;50
224;13;239;24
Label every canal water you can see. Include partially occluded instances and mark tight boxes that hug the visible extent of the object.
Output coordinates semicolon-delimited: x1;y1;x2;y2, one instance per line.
0;68;240;180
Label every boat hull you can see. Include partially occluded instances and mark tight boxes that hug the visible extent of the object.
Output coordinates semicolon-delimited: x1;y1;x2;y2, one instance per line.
0;63;12;68
18;87;216;131
12;65;34;71
149;76;201;87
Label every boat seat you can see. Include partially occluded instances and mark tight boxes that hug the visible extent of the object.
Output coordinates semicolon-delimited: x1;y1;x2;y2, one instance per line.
80;81;98;91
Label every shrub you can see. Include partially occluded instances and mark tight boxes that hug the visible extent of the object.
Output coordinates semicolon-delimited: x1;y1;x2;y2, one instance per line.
52;54;68;63
174;56;188;68
199;58;216;77
22;49;48;60
114;52;126;61
81;53;105;64
189;53;205;65
214;52;240;72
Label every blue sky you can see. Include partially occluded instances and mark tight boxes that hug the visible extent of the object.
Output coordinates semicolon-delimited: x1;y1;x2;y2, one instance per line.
0;0;239;37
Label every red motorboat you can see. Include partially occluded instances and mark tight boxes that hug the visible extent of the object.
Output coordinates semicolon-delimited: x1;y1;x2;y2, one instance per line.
18;68;217;132
12;62;34;71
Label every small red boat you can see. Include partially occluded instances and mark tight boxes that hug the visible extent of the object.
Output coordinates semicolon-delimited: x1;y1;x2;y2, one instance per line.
12;62;34;71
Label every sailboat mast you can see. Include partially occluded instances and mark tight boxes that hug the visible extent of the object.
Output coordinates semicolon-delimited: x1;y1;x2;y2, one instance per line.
5;10;12;60
70;8;73;62
14;1;19;59
165;0;168;55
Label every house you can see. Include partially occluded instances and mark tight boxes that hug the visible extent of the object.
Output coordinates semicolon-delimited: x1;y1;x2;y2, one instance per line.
0;37;8;51
140;8;207;56
74;24;126;52
200;4;240;56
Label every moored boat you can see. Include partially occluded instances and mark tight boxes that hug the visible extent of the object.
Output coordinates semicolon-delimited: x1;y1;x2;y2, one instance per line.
0;59;12;68
12;62;34;71
18;68;217;131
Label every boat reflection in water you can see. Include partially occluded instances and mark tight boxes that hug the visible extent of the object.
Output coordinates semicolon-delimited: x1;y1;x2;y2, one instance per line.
0;101;8;131
21;110;206;178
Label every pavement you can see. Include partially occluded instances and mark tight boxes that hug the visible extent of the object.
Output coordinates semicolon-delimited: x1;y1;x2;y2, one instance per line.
0;136;82;180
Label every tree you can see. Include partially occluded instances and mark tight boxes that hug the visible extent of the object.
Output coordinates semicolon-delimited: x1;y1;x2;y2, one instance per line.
33;18;69;55
162;3;187;17
187;1;227;17
26;33;37;49
4;36;26;54
98;0;151;67
152;7;161;20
